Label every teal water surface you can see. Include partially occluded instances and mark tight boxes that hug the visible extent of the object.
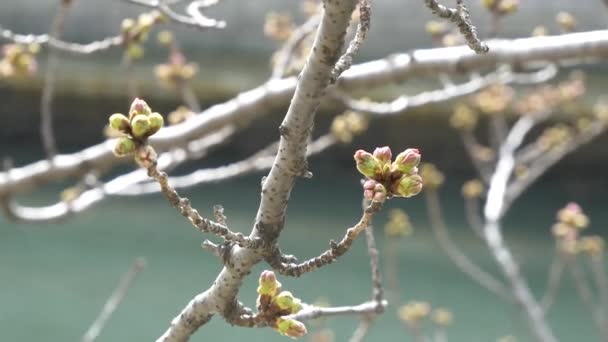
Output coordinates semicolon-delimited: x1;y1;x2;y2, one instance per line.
1;160;607;341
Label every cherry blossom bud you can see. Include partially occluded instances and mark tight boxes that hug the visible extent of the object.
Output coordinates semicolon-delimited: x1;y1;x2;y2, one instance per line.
373;183;387;203
131;115;151;138
373;146;392;165
392;148;421;174
108;113;130;134
129;98;152;118
112;137;136;157
276;318;307;339
134;145;157;168
147;112;165;136
394;174;423;198
354;149;379;178
275;291;302;314
257;270;281;297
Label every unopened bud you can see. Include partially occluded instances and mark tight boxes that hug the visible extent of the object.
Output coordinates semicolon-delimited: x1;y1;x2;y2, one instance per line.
392;148;421;174
129;98;152;118
275;291;302;314
148;112;165;136
131;115;151;138
276;318;307;339
373;183;387;203
257;270;281;297
113;137;136;157
373;146;392;165
109;113;130;134
354;149;379;178
394;174;423;198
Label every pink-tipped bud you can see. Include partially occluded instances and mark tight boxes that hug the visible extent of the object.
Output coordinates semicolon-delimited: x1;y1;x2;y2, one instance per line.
276;318;307;339
394;174;423;198
373;146;392;165
129;98;152;118
354;149;379;179
363;179;378;190
258;270;282;297
373;183;387;203
392;148;421;174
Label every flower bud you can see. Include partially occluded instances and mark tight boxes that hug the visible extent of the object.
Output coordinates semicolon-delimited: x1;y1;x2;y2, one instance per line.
257;270;281;297
147;112;165;136
461;179;484;199
373;183;387;203
129;98;152;118
276;318;307;339
392;148;421;174
108;113;130;134
354;150;379;178
432;308;453;327
373;146;392;165
113;137;136;157
131;115;151;138
274;291;302;314
394;174;423;198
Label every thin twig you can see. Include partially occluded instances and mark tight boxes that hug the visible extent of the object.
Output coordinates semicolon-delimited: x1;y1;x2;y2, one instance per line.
270;201;382;277
81;257;146;342
40;0;74;159
425;190;510;300
123;0;226;29
540;247;565;313
569;257;608;339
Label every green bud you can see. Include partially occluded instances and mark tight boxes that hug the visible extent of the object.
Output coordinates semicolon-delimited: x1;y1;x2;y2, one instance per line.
275;318;307;339
394;174;423;198
147;112;164;136
257;270;281;297
126;44;144;60
113;137;136;157
274;291;303;313
108;113;130;134
354;149;379;179
131;115;151;138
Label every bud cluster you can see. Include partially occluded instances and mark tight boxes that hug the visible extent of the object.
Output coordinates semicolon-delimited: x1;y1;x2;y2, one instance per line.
155;51;198;88
256;270;307;339
551;202;603;256
556;12;576;33
481;0;519;16
461;179;484;199
450;103;478;132
120;11;167;59
472;83;514;115
419;163;444;190
399;302;454;330
331;110;369;143
109;98;164;162
514;72;585;115
0;43;39;79
354;147;423;202
384;209;413;238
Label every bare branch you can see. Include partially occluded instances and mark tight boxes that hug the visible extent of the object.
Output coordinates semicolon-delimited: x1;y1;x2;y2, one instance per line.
81;258;146;342
123;0;226;29
483;116;557;342
269;201;382;277
422;0;488;54
1;31;606;199
331;0;372;82
425;190;510;300
286;300;387;322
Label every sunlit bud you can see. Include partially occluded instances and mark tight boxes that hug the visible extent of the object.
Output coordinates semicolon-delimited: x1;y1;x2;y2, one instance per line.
148;112;165;136
394;174;423;198
385;209;413;237
275;291;303;314
138;13;155;32
276;318;307;339
392;148;421;174
557;202;589;229
257;270;281;297
113;137;136;157
481;0;496;10
373;146;392;165
450;103;478;131
157;30;173;46
354;150;379;178
556;12;576;32
579;236;604;257
399;301;431;325
532;26;547;37
121;18;135;32
131;115;151;138
420;163;444;190
126;44;144;60
108;113;130;134
461;179;484;199
432;308;453;327
497;0;519;15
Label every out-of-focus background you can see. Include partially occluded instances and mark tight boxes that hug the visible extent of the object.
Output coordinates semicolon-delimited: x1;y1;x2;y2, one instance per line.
1;1;607;341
